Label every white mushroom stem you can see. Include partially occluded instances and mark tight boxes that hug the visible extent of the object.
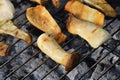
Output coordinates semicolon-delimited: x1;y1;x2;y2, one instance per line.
0;0;15;21
0;20;31;43
37;33;80;71
67;15;111;48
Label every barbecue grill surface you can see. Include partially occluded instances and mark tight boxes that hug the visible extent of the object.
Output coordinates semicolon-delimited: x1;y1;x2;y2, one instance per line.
0;0;120;80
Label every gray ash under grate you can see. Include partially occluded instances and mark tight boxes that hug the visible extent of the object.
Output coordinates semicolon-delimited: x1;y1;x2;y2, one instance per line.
0;0;120;80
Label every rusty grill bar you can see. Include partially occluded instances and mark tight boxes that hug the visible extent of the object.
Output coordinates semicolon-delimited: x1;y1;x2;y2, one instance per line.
0;0;120;80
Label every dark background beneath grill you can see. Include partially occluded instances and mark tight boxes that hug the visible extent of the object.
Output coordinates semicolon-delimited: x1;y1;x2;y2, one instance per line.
0;0;120;80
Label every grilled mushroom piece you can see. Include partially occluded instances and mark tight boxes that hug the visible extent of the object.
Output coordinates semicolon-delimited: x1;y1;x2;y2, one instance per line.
65;0;104;27
26;5;66;44
37;33;80;71
67;15;111;48
51;0;60;8
0;20;31;44
30;0;48;4
0;42;9;56
0;0;15;21
31;0;60;8
82;0;117;17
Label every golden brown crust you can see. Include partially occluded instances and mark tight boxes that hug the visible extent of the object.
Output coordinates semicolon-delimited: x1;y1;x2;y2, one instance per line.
26;5;66;44
31;0;48;4
63;53;80;71
66;15;111;48
66;14;72;31
26;5;60;34
0;42;9;56
0;20;32;44
37;33;80;71
52;0;60;8
65;0;104;27
83;0;117;17
53;32;67;44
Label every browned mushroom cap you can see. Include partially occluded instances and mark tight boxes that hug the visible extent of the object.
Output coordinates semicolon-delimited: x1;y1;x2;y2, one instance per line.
26;5;66;44
0;42;9;56
0;20;32;44
65;0;105;27
83;0;117;17
37;33;80;71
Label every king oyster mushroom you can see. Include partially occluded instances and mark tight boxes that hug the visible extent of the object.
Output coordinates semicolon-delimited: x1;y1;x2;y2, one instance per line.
0;0;15;21
0;20;31;44
65;0;105;27
82;0;117;17
66;15;111;48
37;33;80;71
26;5;66;44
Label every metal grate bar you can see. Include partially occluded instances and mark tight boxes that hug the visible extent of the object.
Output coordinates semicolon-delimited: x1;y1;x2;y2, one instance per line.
59;29;120;80
0;40;37;69
12;0;32;21
6;20;29;47
59;48;96;80
12;10;26;21
63;49;119;80
97;60;120;80
12;1;32;20
20;37;77;80
59;71;69;80
103;17;117;29
4;50;41;79
21;57;50;80
0;20;36;68
79;44;120;80
41;40;85;80
41;64;60;80
0;18;28;44
79;45;120;79
78;37;120;79
0;25;36;69
1;4;68;80
0;36;7;42
60;43;119;80
0;0;33;43
79;51;111;79
115;75;120;80
1;1;119;80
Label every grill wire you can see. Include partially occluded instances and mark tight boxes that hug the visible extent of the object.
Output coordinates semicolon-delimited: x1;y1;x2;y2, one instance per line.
0;0;120;80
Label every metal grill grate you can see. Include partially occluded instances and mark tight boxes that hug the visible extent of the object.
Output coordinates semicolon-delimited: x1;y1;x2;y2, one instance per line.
0;0;120;80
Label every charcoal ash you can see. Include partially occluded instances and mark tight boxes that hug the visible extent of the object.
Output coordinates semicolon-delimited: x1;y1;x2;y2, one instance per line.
115;45;120;54
66;47;120;80
0;39;61;80
0;0;120;80
104;39;119;50
113;30;120;40
67;62;91;80
116;7;120;15
90;52;119;80
105;18;120;34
